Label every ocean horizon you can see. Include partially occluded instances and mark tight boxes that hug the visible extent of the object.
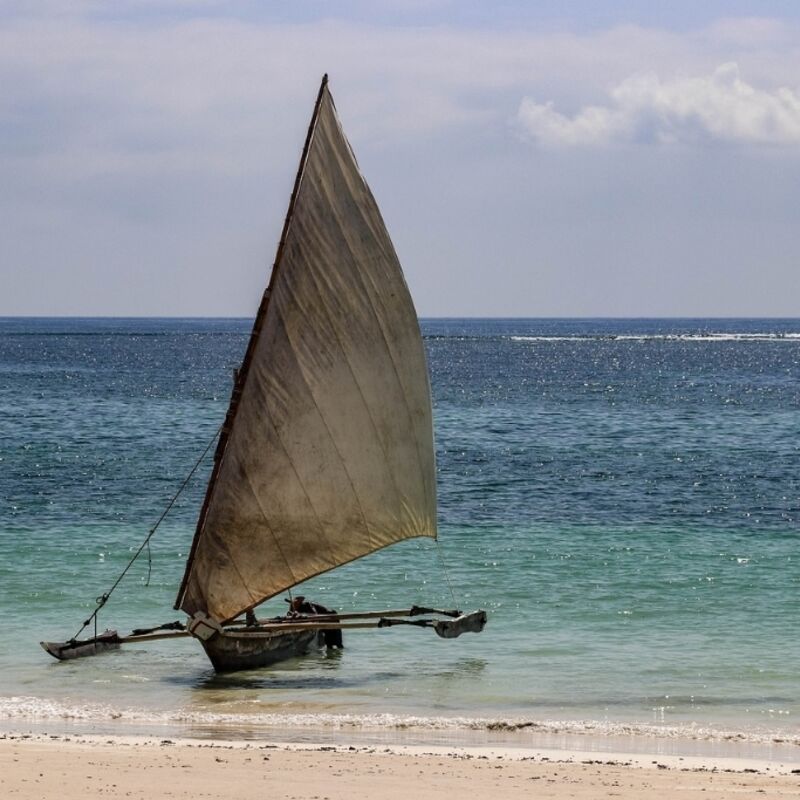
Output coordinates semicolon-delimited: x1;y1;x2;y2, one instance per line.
1;316;798;758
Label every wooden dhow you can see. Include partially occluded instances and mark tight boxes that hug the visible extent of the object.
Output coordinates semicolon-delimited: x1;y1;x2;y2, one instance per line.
41;75;487;673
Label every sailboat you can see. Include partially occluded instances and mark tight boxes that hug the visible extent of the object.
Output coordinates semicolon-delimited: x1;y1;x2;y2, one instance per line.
41;75;486;673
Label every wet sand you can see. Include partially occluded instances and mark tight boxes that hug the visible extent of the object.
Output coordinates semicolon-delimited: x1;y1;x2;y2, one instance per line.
2;733;799;799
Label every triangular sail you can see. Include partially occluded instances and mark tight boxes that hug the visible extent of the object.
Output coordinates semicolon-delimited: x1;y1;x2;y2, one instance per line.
175;77;437;623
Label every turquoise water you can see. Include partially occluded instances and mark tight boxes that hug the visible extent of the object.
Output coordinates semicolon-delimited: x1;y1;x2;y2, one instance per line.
1;318;798;748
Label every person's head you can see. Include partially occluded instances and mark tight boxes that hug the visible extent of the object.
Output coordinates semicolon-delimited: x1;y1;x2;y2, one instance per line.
289;595;305;612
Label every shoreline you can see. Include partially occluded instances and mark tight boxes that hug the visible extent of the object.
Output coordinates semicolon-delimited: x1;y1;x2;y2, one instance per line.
2;710;799;767
2;732;799;800
2;690;798;765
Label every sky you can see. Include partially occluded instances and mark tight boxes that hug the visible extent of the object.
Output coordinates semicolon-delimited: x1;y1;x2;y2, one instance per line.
2;1;800;316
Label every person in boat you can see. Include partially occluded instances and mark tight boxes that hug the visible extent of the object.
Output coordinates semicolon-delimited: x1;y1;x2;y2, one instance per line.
286;595;343;649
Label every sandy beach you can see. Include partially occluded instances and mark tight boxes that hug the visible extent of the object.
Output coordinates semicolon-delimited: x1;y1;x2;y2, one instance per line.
2;733;799;800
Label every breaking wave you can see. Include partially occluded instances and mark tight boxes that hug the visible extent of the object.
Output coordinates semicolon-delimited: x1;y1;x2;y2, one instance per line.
1;695;798;750
509;333;800;342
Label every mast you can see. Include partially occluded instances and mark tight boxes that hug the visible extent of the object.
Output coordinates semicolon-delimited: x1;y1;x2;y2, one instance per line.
174;74;329;610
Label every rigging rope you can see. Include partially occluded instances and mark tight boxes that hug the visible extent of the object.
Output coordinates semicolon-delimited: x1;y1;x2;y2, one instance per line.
434;538;459;609
145;539;152;587
71;424;222;642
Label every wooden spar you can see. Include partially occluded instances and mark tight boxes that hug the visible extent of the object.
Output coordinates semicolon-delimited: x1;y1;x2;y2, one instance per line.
114;608;453;643
217;620;431;636
248;607;460;624
174;73;330;613
218;612;486;637
119;618;430;643
118;630;191;644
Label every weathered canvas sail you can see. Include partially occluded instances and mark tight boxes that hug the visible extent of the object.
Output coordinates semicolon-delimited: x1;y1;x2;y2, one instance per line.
176;77;437;623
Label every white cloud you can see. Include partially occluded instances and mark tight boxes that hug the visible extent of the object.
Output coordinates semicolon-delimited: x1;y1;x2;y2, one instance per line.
517;63;800;147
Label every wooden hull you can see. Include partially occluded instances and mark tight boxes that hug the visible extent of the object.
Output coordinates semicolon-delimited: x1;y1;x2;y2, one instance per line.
200;628;320;672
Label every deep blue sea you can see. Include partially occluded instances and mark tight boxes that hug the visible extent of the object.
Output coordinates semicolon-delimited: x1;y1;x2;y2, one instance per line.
1;318;798;754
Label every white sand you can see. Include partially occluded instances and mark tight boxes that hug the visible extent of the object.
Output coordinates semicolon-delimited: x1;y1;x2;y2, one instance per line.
2;732;799;799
